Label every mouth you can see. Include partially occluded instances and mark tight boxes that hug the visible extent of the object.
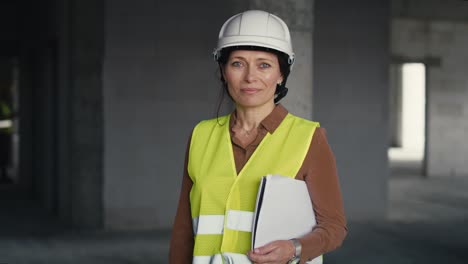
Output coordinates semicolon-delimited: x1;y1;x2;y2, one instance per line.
240;88;261;94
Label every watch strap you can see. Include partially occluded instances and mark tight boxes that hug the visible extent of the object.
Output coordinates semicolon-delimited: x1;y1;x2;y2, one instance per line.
289;238;302;263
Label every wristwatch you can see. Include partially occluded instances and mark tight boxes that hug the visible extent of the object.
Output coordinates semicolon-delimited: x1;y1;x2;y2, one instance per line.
288;238;301;264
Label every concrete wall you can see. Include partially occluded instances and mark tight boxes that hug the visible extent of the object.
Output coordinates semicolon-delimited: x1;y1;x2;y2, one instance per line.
392;0;468;22
0;0;105;228
392;0;468;177
313;0;390;219
0;2;19;56
391;18;468;177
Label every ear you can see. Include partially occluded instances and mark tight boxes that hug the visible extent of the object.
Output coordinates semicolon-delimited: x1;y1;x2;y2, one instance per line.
222;68;226;81
277;77;284;85
219;64;227;82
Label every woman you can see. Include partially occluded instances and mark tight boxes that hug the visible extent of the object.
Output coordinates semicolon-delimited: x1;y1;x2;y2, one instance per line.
170;10;347;264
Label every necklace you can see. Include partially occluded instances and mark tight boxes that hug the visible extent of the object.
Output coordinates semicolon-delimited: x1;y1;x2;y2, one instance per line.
232;118;257;137
232;112;259;137
240;126;256;136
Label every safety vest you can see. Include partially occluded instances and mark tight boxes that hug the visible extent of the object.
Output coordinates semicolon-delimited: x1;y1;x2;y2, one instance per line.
188;113;319;264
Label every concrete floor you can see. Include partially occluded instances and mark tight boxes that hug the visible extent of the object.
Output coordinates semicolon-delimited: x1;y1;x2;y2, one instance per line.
1;174;468;264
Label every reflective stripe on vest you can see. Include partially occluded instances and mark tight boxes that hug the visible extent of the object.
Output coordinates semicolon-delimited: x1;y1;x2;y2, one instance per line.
188;113;319;260
193;252;251;264
192;210;254;235
193;252;324;264
192;253;323;264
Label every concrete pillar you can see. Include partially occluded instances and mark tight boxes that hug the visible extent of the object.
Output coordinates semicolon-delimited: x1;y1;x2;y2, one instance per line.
313;0;390;219
250;0;315;119
55;0;105;228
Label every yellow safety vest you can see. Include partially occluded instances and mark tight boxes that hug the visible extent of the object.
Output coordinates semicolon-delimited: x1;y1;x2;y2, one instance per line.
188;113;319;264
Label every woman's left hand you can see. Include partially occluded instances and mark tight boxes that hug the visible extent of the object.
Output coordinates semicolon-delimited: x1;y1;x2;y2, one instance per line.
247;240;295;264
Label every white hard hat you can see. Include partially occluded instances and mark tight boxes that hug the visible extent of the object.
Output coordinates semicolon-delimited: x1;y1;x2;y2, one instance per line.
213;10;295;66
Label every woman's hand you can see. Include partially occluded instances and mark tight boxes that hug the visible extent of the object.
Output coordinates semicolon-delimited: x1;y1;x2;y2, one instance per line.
247;240;295;264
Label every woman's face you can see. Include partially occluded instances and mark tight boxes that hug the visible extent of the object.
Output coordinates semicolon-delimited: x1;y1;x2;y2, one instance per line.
222;49;283;109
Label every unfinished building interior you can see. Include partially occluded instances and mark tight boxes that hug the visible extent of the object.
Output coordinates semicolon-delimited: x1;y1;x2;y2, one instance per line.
1;0;467;263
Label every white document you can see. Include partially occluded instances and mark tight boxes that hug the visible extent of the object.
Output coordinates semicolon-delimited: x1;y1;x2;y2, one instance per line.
252;174;322;264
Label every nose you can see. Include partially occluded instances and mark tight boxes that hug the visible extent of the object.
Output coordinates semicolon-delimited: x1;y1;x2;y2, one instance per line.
244;65;257;83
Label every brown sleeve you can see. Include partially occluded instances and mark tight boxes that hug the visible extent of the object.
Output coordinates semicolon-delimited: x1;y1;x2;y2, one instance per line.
295;127;348;263
169;137;194;264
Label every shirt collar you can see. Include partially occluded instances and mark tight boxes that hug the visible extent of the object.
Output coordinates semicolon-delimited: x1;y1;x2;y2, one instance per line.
261;104;288;133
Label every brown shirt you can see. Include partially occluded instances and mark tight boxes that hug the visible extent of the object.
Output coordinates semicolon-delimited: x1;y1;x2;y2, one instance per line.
169;104;347;263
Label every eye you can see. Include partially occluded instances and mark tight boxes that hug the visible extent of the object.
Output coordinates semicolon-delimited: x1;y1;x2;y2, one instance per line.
231;61;243;67
259;62;271;68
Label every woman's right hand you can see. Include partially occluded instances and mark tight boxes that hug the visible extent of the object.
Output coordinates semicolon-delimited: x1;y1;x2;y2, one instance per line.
247;240;296;264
